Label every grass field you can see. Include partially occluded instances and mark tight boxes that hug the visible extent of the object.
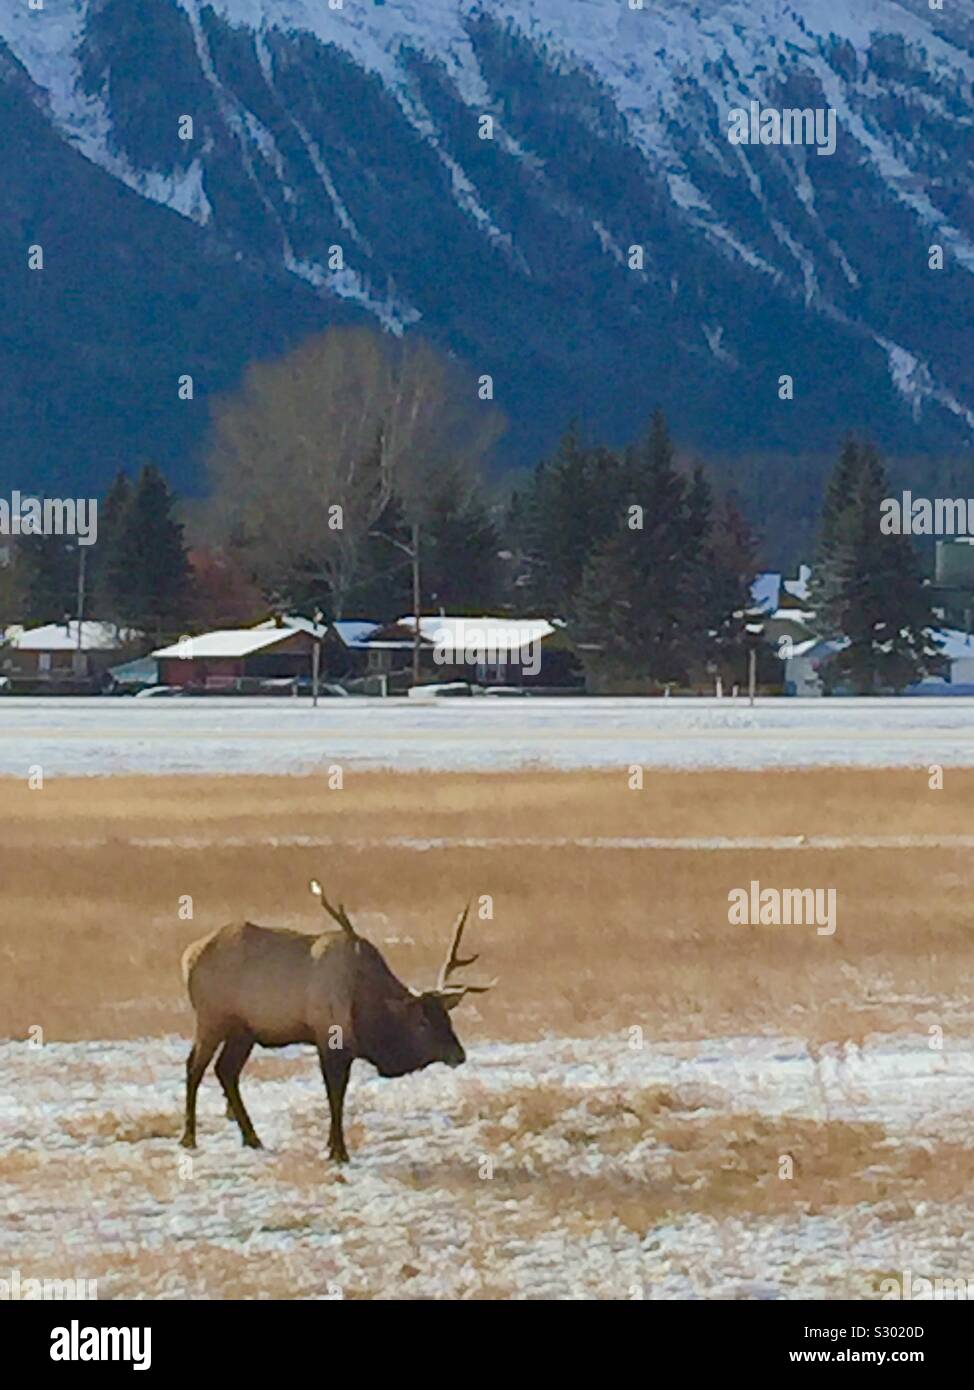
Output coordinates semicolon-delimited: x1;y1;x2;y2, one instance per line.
3;767;974;1298
2;767;973;1043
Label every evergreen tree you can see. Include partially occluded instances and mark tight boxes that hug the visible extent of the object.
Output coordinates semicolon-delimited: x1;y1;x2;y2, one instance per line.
513;424;626;616
421;479;502;613
110;465;193;642
17;534;78;624
573;411;712;687
809;434;863;623
704;493;761;681
814;440;945;692
0;542;29;631
94;469;134;623
349;493;413;620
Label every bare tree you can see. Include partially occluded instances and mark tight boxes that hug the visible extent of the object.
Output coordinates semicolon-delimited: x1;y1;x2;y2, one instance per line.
206;327;503;619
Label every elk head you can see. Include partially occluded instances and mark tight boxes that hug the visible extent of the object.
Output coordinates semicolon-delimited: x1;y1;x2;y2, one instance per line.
309;883;496;1075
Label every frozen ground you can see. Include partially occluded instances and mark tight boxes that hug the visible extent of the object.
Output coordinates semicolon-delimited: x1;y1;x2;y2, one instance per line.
2;696;974;776
3;1032;973;1299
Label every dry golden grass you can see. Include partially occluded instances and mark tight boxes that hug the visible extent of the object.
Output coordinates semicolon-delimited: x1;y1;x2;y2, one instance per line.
433;1081;973;1234
2;768;973;1043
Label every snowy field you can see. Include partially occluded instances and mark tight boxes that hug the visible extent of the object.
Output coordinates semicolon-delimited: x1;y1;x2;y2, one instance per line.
3;1031;972;1300
2;695;974;776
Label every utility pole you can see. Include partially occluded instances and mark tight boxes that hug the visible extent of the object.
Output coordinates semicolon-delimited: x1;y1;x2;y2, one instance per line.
75;543;86;665
370;522;423;689
312;607;323;707
411;520;421;688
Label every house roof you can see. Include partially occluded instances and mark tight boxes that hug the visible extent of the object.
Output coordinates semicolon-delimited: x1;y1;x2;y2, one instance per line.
331;621;380;649
751;566;813;615
782;564;812;604
750;572;781;614
933;627;974;662
10;621;132;652
781;628;974;665
270;614;327;639
153;628;305;659
389;615;555;654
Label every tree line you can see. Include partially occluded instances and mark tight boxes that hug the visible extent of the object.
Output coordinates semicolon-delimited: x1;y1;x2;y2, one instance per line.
0;325;949;692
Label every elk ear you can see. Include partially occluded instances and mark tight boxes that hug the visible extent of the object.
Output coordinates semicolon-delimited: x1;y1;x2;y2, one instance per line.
436;989;467;1013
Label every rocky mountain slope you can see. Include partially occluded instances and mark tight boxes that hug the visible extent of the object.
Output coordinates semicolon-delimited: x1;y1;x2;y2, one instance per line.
2;0;973;497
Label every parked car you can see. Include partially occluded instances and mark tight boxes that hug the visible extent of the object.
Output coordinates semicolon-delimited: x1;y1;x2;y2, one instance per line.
133;685;183;699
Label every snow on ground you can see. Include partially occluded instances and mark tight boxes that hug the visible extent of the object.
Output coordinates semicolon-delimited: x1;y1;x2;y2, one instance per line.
2;696;974;777
3;1032;973;1299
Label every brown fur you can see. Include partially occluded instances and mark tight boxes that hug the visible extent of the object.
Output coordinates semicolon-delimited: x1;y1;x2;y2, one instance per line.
180;918;468;1161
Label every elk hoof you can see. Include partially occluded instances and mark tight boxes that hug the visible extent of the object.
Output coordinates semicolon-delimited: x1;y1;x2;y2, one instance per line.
329;1146;349;1164
179;1134;196;1150
243;1135;263;1150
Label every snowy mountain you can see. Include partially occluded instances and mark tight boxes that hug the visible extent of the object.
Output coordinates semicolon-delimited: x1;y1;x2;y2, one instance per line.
2;0;973;498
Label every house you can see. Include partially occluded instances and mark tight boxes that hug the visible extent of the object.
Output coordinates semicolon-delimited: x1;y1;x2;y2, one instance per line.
0;621;135;692
321;621;381;681
907;628;974;694
152;619;321;691
750;564;816;648
362;615;579;689
779;637;844;696
780;627;974;696
106;655;160;693
929;539;974;632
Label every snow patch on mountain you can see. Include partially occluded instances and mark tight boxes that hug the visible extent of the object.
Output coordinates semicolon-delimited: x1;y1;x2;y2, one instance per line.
2;0;973;439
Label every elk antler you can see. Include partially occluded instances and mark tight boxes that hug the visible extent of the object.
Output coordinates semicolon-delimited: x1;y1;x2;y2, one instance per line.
310;880;357;937
435;904;497;1005
437;904;477;990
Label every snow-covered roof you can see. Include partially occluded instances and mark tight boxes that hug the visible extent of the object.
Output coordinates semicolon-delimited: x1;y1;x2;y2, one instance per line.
779;628;974;666
782;564;812;603
153;628;305;659
750;572;781;614
779;637;842;661
331;621;380;649
395;615;555;654
932;627;974;662
274;613;327;639
11;621;131;652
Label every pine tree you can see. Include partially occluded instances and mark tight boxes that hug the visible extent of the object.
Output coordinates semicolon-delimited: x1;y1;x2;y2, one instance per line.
111;465;193;642
513;424;626;617
421;480;502;613
809;434;862;623
17;534;78;624
814;441;945;692
349;493;413;620
704;493;761;681
94;469;134;624
573;410;712;687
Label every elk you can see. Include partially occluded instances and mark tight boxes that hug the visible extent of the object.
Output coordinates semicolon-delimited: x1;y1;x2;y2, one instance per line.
179;882;495;1161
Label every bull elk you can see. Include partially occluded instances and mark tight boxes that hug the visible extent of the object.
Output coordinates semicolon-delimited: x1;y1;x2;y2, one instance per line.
179;882;495;1161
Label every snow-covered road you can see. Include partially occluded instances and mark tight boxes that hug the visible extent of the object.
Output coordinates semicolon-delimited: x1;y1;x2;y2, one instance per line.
2;696;974;775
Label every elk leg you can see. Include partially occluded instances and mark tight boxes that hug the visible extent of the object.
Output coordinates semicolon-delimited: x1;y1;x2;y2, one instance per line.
317;1047;352;1163
180;1028;222;1149
215;1032;262;1149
